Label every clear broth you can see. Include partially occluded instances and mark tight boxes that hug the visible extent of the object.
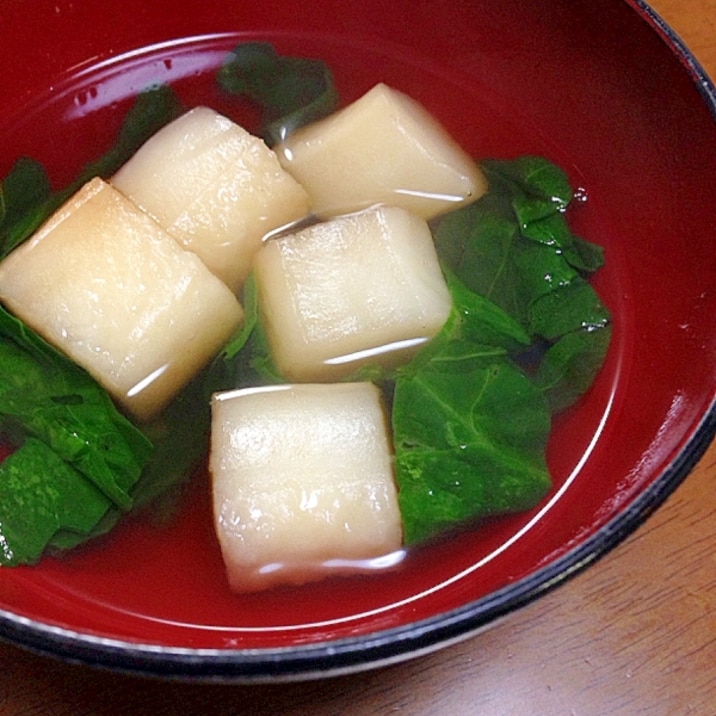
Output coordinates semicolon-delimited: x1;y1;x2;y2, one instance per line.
0;33;620;643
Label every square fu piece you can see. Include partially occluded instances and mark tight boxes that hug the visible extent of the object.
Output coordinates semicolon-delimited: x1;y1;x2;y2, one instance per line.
112;106;310;293
276;83;487;220
210;382;403;592
253;205;452;381
0;177;243;422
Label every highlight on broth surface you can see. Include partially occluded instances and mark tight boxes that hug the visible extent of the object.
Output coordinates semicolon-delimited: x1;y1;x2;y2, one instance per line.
0;43;611;593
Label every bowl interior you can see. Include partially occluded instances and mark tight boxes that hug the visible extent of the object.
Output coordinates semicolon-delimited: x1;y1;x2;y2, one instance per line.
0;0;714;668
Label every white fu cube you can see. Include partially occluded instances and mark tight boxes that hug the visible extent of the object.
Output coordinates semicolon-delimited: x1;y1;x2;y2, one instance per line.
276;83;487;220
253;205;452;381
0;177;243;422
210;382;403;592
112;107;310;292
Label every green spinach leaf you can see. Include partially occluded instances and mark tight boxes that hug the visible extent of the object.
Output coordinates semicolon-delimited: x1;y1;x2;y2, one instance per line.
0;438;114;565
0;306;153;510
0;85;182;260
434;156;611;413
533;324;612;413
393;286;552;545
394;157;611;543
0;158;52;258
217;42;339;146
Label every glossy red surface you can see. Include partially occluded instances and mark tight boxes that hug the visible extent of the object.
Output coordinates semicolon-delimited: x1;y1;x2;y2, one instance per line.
0;0;714;675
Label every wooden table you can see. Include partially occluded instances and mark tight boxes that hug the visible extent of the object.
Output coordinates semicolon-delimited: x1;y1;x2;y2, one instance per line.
1;1;714;713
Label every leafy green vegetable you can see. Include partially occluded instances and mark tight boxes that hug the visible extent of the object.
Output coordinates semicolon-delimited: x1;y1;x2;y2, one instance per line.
0;306;152;510
77;84;184;181
0;298;218;563
214;157;610;545
132;372;212;515
392;275;552;544
394;157;611;542
0;438;114;565
0;158;52;258
207;273;289;392
222;273;261;362
0;85;183;260
532;324;612;413
217;42;339;146
0;303;156;565
438;270;531;355
434;156;611;412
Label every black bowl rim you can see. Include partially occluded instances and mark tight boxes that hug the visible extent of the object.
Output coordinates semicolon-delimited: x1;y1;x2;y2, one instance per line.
1;0;715;682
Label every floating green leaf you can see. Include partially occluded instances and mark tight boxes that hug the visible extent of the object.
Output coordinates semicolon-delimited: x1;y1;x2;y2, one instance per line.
435;156;611;412
218;41;339;145
0;438;114;565
393;283;552;544
0;85;183;260
0;306;152;510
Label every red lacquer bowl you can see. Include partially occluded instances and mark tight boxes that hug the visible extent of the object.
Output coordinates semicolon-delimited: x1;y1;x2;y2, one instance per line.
0;0;714;681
